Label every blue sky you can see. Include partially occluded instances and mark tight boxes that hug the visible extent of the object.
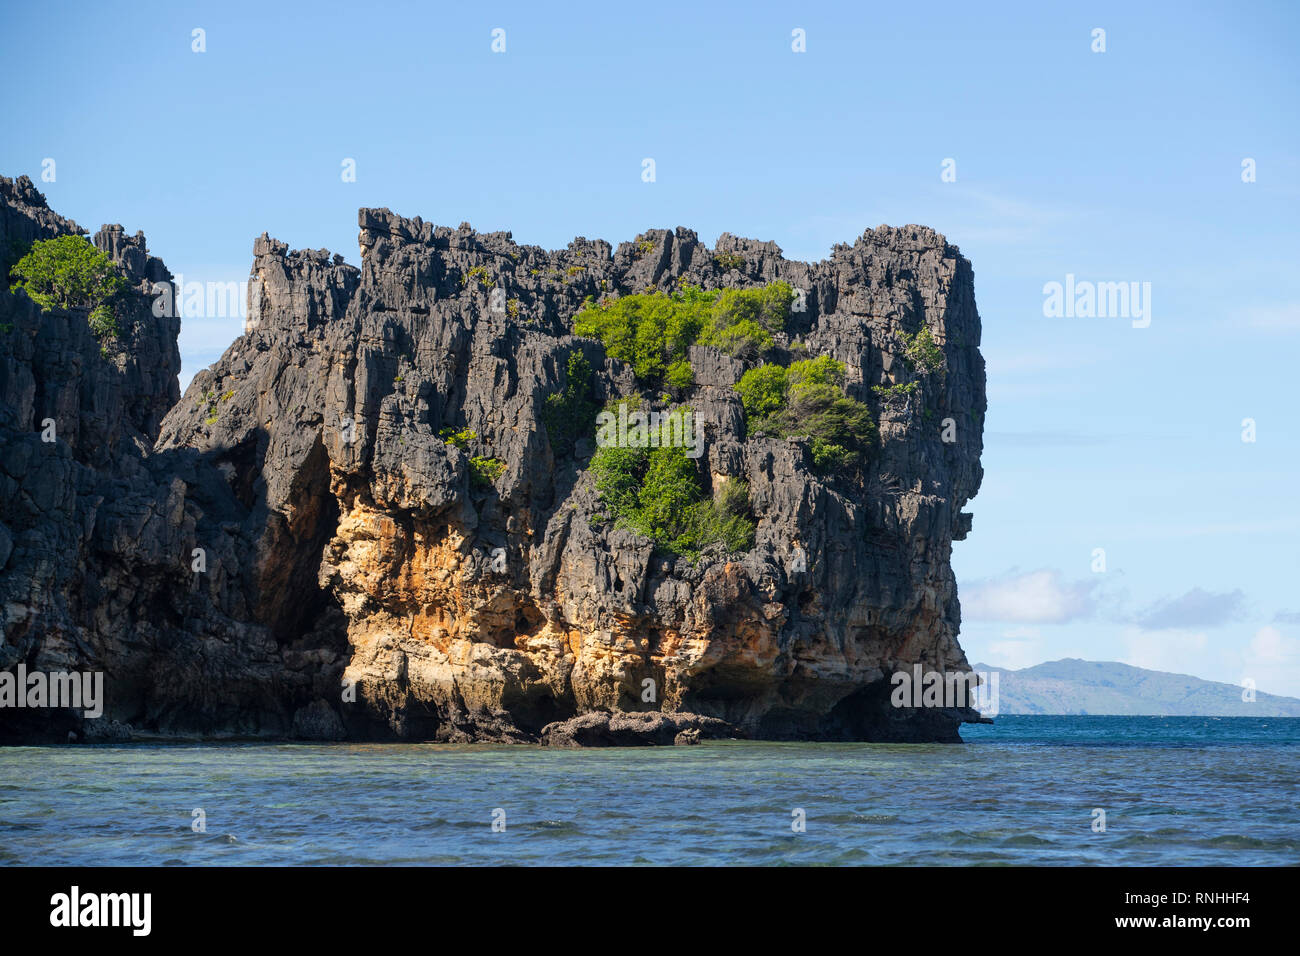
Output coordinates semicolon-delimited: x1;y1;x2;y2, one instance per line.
4;1;1298;693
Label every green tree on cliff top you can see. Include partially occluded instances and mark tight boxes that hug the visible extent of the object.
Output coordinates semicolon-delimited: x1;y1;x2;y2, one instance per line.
9;234;126;339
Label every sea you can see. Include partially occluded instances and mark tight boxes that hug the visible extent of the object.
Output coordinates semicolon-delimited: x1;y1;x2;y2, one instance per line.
1;716;1296;866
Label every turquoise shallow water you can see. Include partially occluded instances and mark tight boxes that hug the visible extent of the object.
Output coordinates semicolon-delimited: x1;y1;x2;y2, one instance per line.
1;716;1296;865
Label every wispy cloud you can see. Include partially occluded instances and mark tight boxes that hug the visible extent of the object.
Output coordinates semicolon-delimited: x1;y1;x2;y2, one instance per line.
1121;627;1209;675
937;187;1087;246
784;185;1090;259
1233;302;1300;332
1241;626;1300;699
985;627;1045;669
1135;588;1247;630
1115;623;1300;698
962;569;1099;624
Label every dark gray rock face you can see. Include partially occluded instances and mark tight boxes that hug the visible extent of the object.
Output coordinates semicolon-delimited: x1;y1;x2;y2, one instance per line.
1;176;329;744
0;177;986;744
539;711;736;747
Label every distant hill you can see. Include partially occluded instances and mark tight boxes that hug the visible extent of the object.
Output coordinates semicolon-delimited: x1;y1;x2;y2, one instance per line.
973;658;1300;716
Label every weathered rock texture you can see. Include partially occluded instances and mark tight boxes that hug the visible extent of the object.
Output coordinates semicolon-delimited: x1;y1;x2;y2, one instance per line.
0;175;986;744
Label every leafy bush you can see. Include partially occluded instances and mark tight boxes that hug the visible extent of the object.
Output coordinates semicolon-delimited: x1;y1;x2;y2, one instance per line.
438;426;477;451
903;325;944;374
573;280;794;383
699;317;771;361
588;411;754;558
673;496;754;556
574;288;707;382
542;351;599;457
196;389;220;423
714;477;752;518
461;265;492;289
714;252;745;271
872;381;919;407
470;456;506;486
709;284;792;334
9;235;126;341
734;363;788;421
438;426;506;486
786;354;846;388
89;304;119;339
734;356;876;472
664;358;694;390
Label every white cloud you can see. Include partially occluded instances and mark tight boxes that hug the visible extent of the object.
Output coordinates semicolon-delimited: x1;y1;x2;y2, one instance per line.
1135;587;1247;630
962;569;1098;624
1240;626;1300;698
1116;624;1300;698
1120;627;1209;674
986;627;1044;669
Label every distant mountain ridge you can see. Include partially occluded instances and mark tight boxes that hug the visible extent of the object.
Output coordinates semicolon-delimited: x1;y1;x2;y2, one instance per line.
974;658;1300;717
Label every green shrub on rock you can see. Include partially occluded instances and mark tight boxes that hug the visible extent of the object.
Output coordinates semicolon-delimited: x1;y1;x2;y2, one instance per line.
543;350;600;457
664;358;694;390
573;280;795;383
9;235;126;343
903;325;944;374
734;362;787;421
587;408;754;558
735;356;876;472
470;456;506;486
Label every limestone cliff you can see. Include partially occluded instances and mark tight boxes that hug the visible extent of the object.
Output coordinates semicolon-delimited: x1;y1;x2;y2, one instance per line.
0;175;986;744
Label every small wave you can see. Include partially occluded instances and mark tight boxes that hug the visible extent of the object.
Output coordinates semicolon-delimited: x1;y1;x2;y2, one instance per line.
816;812;899;825
1000;834;1055;847
1202;834;1274;849
520;819;579;833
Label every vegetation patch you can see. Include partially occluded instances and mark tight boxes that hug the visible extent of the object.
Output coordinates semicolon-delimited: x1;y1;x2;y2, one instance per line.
438;426;477;451
872;380;919;408
9;235;126;344
469;456;506;487
439;426;506;487
588;404;754;559
903;325;944;374
461;265;492;289
573;280;794;384
542;350;600;457
735;355;876;472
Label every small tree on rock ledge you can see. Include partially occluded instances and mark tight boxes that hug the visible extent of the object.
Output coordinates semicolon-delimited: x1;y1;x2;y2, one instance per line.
9;234;127;341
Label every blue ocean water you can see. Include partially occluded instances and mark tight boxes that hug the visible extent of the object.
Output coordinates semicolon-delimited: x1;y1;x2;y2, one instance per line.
1;716;1296;865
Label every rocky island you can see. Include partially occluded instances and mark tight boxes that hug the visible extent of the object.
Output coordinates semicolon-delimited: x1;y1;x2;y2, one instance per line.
0;174;986;745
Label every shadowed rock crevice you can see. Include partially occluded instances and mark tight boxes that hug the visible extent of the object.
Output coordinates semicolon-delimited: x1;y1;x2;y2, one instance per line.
254;434;340;644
